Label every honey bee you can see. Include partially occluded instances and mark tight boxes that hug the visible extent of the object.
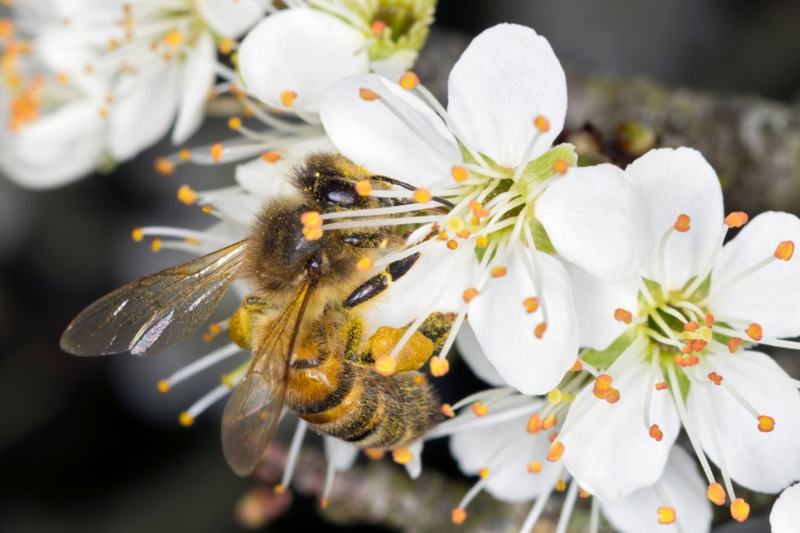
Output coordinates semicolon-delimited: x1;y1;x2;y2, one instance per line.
61;153;455;476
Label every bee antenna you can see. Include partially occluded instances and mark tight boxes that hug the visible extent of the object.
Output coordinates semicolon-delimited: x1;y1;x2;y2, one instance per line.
372;175;455;209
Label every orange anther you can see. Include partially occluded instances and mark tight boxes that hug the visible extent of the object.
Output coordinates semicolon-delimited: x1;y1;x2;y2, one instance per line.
447;240;458;250
571;359;583;372
131;228;144;242
534;115;551;133
157;380;170;394
302;227;323;241
462;288;479;303
177;184;197;205
655;382;669;391
399;71;419;90
746;323;763;341
705;313;714;327
56;72;69;85
593;374;613;398
547;442;565;462
374;355;396;376
209;323;223;335
218;38;234;55
775;241;795;261
727;337;743;353
657;507;676;525
451;508;466;525
552;159;569;175
456;230;472;239
371;20;387;35
707;483;726;506
320;497;329;509
478;467;489;478
430;356;450;377
526;414;542;433
684;321;699;332
555;480;566;492
614;308;633;325
261;151;281;163
579;488;591;499
273;484;286;494
725;212;748;228
451;165;469;183
604;387;620;404
154;158;176;176
476;236;488;248
178;411;194;427
179;148;191;161
279;91;297;107
674;214;691;232
490;266;507;278
300;211;323;229
527;461;542;473
542;414;557;430
649;424;663;442
356;257;374;272
201;205;212;214
523;297;539;313
757;415;775;432
210;143;223;163
708;372;723;386
150;239;162;252
359;88;380;101
440;404;455;418
392;447;412;464
227;116;241;129
549;432;559;443
413;188;432;203
534;322;547;339
472;402;489;417
437;231;448;241
355;180;372;196
364;448;385;460
730;498;750;522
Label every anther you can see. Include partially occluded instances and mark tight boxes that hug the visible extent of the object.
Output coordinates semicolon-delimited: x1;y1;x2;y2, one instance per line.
356;257;374;272
320;498;329;509
547;442;565;462
614;308;633;325
490;266;507;278
364;448;385;460
399;71;419;90
655;382;669;390
179;148;191;161
552;159;569;175
534;322;547;339
163;30;183;48
534;115;550;133
705;314;714;327
355;180;372;196
725;212;748;228
549;432;559;443
523;297;539;313
708;372;723;386
526;414;542;433
359;88;380;101
730;498;750;522
472;402;489;417
430;356;450;377
218;38;234;54
279;91;297;107
177;184;197;205
157;380;170;394
649;424;663;442
604;388;620;404
476;236;488;248
151;239;162;252
371;20;387;35
227;117;241;130
527;461;542;473
674;214;691;233
745;323;763;341
571;360;583;371
210;143;223;163
579;488;591;499
593;374;613;399
301;211;323;229
727;337;743;353
685;321;699;332
456;230;471;239
542;415;557;430
391;447;412;464
413;188;432;203
757;415;775;433
462;288;479;303
657;507;676;525
374;355;396;376
478;468;489;479
131;228;144;242
178;412;194;427
302;228;323;241
273;484;286;494
451;509;466;525
555;480;567;492
447;240;458;250
440;404;455;418
707;483;726;505
154;158;176;175
413;375;426;385
451;165;469;183
261;151;281;163
775;241;795;261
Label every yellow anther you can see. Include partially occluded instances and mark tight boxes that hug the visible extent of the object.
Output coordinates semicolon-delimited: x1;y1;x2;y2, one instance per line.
228;116;242;129
451;165;469;183
279;91;297;107
154;158;176;176
555;479;566;492
413;188;432;203
356;257;374;272
534;322;547;339
151;238;162;252
163;30;183;48
571;359;583;371
579;488;591;499
542;414;557;430
553;159;569;175
320;497;328;509
391;446;412;464
302;227;323;241
657;507;676;525
273;484;286;494
364;448;385;460
131;228;144;242
746;323;763;341
451;508;466;525
201;205;212;214
399;71;419;90
730;498;750;522
374;355;396;376
548;389;562;404
707;482;726;506
355;180;372;196
56;72;69;85
775;240;795;261
218;38;234;55
359;87;380;101
179;148;191;161
490;266;507;278
472;402;489;417
178;412;194;427
478;467;489;478
534;115;550;132
725;211;748;228
440;403;455;417
674;214;691;233
157;380;170;394
261;151;281;163
430;356;450;377
177;184;197;205
462;288;479;303
757;415;775;432
476;236;488;248
527;461;542;473
523;297;539;313
99;107;108;118
546;441;564;462
447;240;458;250
456;229;472;239
527;414;542;434
210;143;224;163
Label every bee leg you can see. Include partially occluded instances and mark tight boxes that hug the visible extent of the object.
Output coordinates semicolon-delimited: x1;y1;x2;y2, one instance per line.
228;295;268;349
343;252;421;309
340;232;386;248
416;312;457;353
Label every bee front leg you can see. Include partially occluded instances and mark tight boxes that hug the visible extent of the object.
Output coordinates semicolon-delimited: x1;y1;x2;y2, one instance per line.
343;253;421;309
228;295;269;349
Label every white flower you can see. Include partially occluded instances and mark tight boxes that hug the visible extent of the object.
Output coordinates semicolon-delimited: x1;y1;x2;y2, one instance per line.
554;147;800;521
770;483;800;533
318;23;650;395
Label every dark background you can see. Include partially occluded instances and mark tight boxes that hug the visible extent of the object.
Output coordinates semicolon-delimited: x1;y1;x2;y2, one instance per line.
2;1;799;531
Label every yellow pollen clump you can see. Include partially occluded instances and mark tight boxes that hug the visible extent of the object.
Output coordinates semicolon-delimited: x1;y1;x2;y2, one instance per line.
548;389;562;404
614;308;633;325
534;115;550;133
451;508;466;525
523;297;539;313
157;380;170;394
131;228;144;242
571;359;583;371
527;461;542;473
451;165;469;183
775;240;795;261
154;158;176;176
261;151;281;163
546;442;564;462
579;488;591;499
150;238;162;252
649;424;663;441
725;211;748;228
472;402;489;417
440;404;455;418
552;159;569;175
707;482;726;505
674;214;691;232
371;20;387;35
430;356;450;377
746;323;763;341
178;412;194;427
555;480;566;492
374;355;396;376
757;415;775;432
490;266;507;278
210;143;224;163
177;184;197;205
527;414;542;433
391;447;413;464
413;188;432;203
476;236;488;248
447;240;458;250
542;414;557;430
359;87;380;101
534;322;547;339
355;180;372;196
280;91;297;107
356;257;374;272
462;288;479;303
657;507;676;525
228;116;242;129
364;448;385;460
399;71;419;90
730;498;750;522
478;467;489;478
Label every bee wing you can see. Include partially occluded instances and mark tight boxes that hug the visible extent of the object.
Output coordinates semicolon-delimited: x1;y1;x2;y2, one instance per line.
221;279;316;477
60;240;247;357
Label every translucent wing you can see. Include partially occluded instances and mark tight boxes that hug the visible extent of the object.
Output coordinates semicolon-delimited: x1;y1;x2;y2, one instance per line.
60;241;247;357
221;279;315;477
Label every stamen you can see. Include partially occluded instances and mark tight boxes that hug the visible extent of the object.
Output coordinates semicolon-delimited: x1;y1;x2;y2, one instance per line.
154;158;176;175
472;402;489;417
179;383;232;426
692;385;738;502
554;480;580;533
160;343;243;392
657;218;686;297
391;447;413;464
364;448;385;460
649;424;663;441
703;253;782;304
519;483;555;533
745;323;762;341
451;508;467;525
279;91;297;108
440;404;455;418
279;419;308;491
430;356;449;377
731;498;750;522
674;214;691;232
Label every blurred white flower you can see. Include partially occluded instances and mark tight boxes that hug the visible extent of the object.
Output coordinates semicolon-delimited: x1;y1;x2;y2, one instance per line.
770;482;800;533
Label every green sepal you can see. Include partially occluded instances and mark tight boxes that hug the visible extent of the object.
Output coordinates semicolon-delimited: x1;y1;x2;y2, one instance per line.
581;328;638;368
518;143;578;191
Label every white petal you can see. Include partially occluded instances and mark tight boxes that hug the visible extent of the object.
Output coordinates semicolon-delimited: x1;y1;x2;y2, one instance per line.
323;436;359;472
563;261;640;351
321;74;461;189
172;31;216;145
536;163;651;283
403;440;423;479
369;50;417;81
109;64;178;161
625;147;724;290
449;408;563;502
601;445;712;533
239;8;368;115
455;321;507;387
469;249;579;395
561;361;681;504
771;483;800;533
195;0;264;38
235;135;335;198
447;24;566;168
709;212;800;338
686;350;800;493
